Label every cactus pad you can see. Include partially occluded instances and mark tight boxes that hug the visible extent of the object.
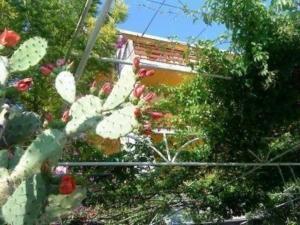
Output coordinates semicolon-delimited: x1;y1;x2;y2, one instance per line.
55;71;76;104
0;56;8;86
65;95;103;135
9;37;47;73
3;111;41;146
8;146;23;170
40;187;86;224
1;174;47;225
11;129;66;180
96;103;138;139
103;65;136;110
0;150;8;168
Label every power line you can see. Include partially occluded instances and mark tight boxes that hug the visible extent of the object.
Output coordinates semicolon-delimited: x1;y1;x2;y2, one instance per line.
58;162;300;167
125;0;167;60
145;0;182;10
142;0;168;36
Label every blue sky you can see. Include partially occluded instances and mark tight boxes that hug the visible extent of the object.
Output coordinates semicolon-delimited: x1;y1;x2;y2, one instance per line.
117;0;228;47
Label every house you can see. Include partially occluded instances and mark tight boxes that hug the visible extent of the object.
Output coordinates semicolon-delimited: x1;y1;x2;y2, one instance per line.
115;29;197;86
92;30;198;155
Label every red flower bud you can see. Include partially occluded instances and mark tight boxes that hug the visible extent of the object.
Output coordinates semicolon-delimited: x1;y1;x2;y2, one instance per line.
44;112;53;123
14;78;33;92
40;64;55;76
134;108;142;118
100;82;113;95
138;69;155;78
138;68;147;78
133;57;140;71
91;81;97;88
149;111;164;120
143;121;152;135
0;29;21;47
59;175;76;195
142;92;156;103
133;83;145;98
145;70;155;77
61;110;70;123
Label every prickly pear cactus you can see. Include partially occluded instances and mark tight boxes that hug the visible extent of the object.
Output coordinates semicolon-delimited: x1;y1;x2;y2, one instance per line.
0;56;8;86
11;129;66;180
9;37;47;73
1;174;48;225
1;111;41;147
96;103;138;139
39;188;87;224
55;71;76;103
103;65;136;110
65;95;103;135
0;29;154;224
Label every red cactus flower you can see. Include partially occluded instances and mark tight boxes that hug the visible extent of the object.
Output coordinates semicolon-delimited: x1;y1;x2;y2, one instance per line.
134;108;142;118
100;82;113;95
133;83;145;98
14;78;33;92
149;111;164;120
143;121;152;135
59;175;76;195
142;92;156;103
61;110;70;123
40;64;55;76
0;29;21;47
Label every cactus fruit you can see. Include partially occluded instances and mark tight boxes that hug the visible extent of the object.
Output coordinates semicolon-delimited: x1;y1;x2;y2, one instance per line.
96;103;139;139
0;56;8;86
65;95;103;135
2;111;41;146
55;71;76;104
9;37;47;73
103;65;136;110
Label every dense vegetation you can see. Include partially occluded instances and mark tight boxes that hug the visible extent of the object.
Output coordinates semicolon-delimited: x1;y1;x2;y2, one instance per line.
1;0;300;224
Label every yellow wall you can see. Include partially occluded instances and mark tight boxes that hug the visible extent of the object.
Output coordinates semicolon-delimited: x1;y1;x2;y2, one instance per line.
141;69;193;87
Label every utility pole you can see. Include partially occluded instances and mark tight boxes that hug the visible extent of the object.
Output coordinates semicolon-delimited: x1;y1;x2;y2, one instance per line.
75;0;114;80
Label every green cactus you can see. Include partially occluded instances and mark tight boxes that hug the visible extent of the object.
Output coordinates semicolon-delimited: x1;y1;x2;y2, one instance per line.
1;174;48;225
0;30;141;224
11;129;66;181
0;150;9;180
96;103;139;139
103;65;136;110
0;150;8;168
8;146;23;170
0;56;8;86
9;37;47;73
55;71;76;104
65;95;103;135
2;111;41;146
39;188;86;224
